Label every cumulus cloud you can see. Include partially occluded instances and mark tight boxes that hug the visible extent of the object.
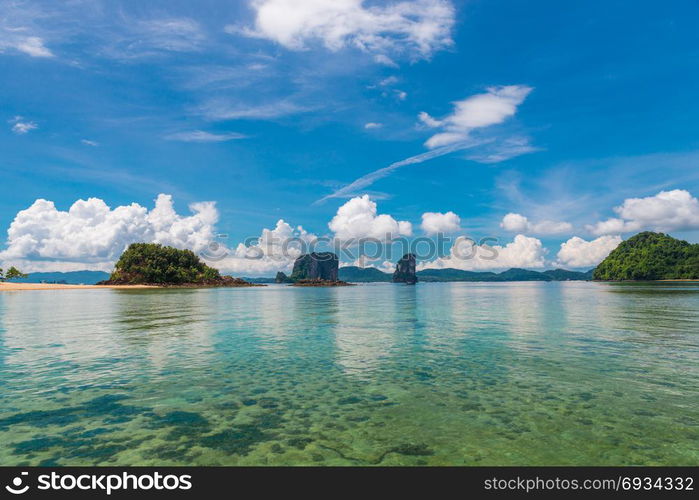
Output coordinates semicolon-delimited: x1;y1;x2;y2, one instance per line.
213;219;317;275
329;195;412;241
587;189;699;236
420;85;533;149
234;0;455;61
0;194;218;272
9;116;37;134
500;212;572;235
419;234;547;271
164;130;247;142
421;211;460;235
364;122;382;129
556;235;622;268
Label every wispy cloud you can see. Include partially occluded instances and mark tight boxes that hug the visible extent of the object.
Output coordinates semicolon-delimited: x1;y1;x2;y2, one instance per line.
364;122;383;129
100;17;206;60
0;21;53;58
465;136;540;163
164;130;247;142
6;34;53;57
81;139;99;147
197;98;312;121
314;138;491;204
317;85;536;203
9;116;38;134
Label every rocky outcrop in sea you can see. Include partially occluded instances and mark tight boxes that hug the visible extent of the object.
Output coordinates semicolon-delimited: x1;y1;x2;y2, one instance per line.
275;272;292;283
291;252;340;281
393;254;418;284
288;252;351;286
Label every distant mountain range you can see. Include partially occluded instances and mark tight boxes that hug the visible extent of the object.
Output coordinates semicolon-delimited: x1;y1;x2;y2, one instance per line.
8;266;593;285
8;271;111;284
339;266;593;282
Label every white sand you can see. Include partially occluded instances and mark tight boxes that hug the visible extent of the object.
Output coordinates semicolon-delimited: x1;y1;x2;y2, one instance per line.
0;282;157;291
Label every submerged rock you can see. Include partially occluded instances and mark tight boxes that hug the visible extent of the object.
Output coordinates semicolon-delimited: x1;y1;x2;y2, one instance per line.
393;254;417;284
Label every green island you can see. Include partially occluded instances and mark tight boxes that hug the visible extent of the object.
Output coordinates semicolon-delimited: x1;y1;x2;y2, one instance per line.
593;231;699;281
97;243;259;287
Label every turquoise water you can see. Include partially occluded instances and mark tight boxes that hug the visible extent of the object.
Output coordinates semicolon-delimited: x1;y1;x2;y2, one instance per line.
1;282;698;466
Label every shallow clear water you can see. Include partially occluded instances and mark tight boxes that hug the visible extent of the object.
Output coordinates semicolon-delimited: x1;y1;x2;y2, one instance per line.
1;282;698;466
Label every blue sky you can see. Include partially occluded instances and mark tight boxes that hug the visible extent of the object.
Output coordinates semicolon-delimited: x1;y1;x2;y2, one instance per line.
2;0;699;275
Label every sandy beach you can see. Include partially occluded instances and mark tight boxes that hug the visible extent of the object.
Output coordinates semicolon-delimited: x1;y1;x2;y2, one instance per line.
0;282;157;291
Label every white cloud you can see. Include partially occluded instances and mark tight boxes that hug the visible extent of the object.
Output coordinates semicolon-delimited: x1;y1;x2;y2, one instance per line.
374;54;398;67
0;29;53;58
329;195;412;241
587;189;699;236
318;86;536;203
9;116;37;134
556;235;622;268
586;217;628;236
465;136;539;163
0;194;218;272
421;211;460;235
164;130;247;142
103;17;206;60
213;219;317;276
198;98;310;121
419;234;547;271
420;85;533;149
500;212;572;235
364;122;383;129
379;76;398;86
14;35;53;57
134;18;205;52
81;139;99;147
235;0;455;61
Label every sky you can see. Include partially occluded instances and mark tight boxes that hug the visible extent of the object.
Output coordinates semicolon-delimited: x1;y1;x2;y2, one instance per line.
2;0;699;275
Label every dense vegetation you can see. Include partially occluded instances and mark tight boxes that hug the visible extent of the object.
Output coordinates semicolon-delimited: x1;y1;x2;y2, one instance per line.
593;232;699;280
0;267;28;281
542;269;594;281
103;243;224;285
339;266;392;282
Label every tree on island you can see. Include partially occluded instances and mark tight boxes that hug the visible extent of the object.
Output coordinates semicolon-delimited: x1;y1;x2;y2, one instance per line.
0;266;29;281
593;231;699;280
100;243;254;286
